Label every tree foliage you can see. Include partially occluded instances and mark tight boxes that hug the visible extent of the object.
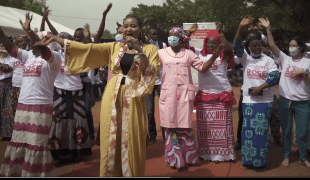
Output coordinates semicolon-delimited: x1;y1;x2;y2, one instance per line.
101;30;114;39
0;0;45;15
131;0;310;44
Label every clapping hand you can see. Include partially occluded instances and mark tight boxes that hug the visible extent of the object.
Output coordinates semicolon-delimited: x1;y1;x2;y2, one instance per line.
20;13;33;32
259;18;270;29
42;6;51;19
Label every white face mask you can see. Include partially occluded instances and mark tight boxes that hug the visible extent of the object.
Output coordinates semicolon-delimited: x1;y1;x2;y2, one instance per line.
250;50;263;58
289;47;300;56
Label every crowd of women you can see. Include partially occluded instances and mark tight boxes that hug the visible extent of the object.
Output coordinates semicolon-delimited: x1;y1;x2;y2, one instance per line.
0;2;310;177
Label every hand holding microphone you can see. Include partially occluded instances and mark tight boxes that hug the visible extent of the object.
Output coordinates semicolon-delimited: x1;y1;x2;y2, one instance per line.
123;30;142;52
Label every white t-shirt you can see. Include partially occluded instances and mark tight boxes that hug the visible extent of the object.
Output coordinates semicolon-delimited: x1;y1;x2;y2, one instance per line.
15;49;62;104
195;48;232;93
4;55;24;87
238;51;278;103
154;41;167;85
0;55;13;80
54;50;83;91
275;51;310;101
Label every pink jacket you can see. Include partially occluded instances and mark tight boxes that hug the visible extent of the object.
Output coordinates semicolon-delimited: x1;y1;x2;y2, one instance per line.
159;47;204;128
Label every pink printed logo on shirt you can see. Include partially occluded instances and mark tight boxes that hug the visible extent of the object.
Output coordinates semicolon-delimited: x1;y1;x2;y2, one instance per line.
285;65;304;80
23;60;43;77
13;60;24;70
247;65;267;80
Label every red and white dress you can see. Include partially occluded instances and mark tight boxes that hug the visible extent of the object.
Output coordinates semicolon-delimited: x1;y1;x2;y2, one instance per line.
0;47;61;177
194;50;236;162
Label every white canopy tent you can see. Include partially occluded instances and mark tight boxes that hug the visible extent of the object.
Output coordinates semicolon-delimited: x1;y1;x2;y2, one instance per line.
0;5;75;37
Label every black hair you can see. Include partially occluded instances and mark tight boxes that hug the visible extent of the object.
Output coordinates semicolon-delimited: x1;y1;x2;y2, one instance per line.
75;28;84;33
123;14;142;27
245;31;262;55
291;35;307;53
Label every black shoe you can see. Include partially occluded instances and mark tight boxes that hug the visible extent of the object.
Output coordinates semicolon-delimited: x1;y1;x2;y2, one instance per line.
234;142;241;150
148;137;156;145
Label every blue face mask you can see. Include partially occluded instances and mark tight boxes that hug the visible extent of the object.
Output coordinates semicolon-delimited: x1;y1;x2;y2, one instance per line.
168;36;179;47
149;39;156;45
115;34;125;43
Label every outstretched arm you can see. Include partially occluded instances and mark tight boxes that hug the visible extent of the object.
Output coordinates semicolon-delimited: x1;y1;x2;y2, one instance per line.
94;3;112;43
259;18;280;59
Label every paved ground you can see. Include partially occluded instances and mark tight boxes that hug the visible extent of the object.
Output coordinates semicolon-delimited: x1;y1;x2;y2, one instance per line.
1;86;310;177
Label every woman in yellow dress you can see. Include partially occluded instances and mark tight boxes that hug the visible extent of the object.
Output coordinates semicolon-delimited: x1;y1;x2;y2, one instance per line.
36;14;160;177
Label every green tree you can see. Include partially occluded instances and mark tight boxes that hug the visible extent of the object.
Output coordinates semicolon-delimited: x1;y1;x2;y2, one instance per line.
101;30;114;39
131;0;310;44
0;0;44;15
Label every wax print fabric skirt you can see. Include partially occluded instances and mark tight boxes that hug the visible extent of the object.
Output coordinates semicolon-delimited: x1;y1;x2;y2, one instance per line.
0;103;56;177
49;87;92;161
241;102;273;167
0;78;13;138
196;101;235;161
164;128;200;169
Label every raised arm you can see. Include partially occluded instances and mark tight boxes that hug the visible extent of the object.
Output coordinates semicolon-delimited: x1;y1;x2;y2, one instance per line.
259;18;280;59
0;28;14;54
42;6;58;35
94;3;112;43
20;13;49;57
202;44;224;71
234;16;254;58
40;6;49;31
83;24;93;44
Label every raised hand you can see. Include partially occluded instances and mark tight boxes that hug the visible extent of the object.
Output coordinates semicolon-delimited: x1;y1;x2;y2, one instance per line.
259;18;270;29
240;15;254;28
215;21;224;34
20;12;33;32
103;3;112;15
42;6;51;19
213;44;224;58
188;23;198;34
83;23;91;39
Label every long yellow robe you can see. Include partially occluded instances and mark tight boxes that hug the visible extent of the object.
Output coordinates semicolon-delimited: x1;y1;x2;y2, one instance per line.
63;40;160;177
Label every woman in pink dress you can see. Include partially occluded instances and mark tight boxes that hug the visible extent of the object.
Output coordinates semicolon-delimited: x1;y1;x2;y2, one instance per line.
159;27;223;169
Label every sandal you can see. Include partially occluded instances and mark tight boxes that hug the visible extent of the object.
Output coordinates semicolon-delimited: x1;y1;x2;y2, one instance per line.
299;160;310;168
241;164;248;170
282;158;289;167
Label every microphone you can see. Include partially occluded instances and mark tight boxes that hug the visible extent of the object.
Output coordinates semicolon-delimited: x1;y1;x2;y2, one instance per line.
127;41;133;50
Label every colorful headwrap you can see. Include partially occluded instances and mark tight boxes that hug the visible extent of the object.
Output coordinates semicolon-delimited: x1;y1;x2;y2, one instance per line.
169;27;191;46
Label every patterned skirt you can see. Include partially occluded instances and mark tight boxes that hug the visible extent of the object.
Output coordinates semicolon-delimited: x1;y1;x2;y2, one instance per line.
241;103;273;167
0;103;56;177
8;87;21;123
49;87;92;161
164;128;200;169
196;101;235;161
0;79;13;138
